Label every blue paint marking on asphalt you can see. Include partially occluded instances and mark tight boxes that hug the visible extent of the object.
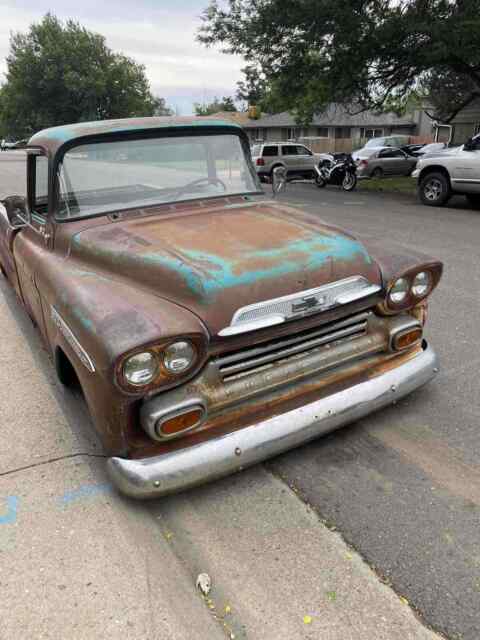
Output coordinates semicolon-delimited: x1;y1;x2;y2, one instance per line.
58;483;113;505
0;496;18;525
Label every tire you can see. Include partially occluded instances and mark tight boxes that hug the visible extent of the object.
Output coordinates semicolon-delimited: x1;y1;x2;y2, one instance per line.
466;194;480;209
419;171;451;206
342;172;357;191
372;167;383;178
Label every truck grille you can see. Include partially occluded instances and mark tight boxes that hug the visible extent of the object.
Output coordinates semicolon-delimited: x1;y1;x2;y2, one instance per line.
216;311;370;382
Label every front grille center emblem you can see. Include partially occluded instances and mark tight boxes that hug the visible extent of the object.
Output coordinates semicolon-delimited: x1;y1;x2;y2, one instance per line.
291;295;326;315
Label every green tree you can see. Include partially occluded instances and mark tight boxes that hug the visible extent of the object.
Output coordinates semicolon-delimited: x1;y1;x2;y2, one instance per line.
152;97;175;116
199;0;480;124
0;13;166;138
194;95;237;115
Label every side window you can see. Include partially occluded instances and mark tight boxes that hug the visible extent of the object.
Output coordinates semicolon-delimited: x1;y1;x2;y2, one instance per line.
391;150;406;158
297;146;313;156
33;156;49;215
262;146;278;157
282;146;298;156
379;149;394;158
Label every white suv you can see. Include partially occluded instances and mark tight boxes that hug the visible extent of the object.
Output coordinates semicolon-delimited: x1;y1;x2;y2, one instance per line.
412;134;480;207
251;142;330;182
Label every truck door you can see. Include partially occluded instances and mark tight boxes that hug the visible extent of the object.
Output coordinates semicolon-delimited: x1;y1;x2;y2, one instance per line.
12;153;52;338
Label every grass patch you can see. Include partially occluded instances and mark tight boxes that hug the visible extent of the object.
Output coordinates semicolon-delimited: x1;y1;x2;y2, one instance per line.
358;176;416;194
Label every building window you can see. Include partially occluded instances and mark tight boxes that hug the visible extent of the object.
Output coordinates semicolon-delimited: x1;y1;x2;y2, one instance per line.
252;128;265;141
334;127;351;139
316;127;329;138
286;127;300;140
360;127;384;139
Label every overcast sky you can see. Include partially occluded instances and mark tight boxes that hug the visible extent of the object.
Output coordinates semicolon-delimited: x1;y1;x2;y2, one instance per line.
0;0;244;114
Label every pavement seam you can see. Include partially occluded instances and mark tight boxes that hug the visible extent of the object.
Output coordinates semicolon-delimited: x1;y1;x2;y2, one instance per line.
264;463;449;640
0;451;108;478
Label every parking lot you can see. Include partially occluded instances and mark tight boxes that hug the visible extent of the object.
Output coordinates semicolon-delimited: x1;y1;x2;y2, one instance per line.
1;153;479;639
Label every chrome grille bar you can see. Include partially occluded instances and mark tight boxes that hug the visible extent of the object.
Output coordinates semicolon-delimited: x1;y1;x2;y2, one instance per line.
216;312;370;381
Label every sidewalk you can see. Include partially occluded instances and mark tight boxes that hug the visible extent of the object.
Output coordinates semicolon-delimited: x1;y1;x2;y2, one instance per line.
0;277;443;639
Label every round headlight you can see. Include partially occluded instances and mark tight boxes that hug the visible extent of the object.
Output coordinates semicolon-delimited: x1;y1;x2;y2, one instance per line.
123;352;158;386
411;271;431;298
163;341;196;374
389;277;409;305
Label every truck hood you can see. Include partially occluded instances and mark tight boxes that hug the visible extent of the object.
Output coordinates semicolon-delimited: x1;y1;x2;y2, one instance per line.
69;201;382;336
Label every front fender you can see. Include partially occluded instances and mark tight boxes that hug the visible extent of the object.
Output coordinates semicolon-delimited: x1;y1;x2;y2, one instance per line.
360;238;443;291
43;266;209;374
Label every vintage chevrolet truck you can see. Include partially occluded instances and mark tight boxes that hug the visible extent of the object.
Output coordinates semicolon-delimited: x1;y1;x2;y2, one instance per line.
0;117;442;498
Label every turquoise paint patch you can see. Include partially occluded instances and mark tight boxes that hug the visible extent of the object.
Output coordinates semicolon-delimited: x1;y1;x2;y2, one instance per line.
58;483;112;505
0;496;18;525
178;234;371;296
71;306;95;332
142;251;207;296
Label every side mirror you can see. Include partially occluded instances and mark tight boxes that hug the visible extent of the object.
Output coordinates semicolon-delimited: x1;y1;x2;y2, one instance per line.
1;195;30;227
272;166;287;196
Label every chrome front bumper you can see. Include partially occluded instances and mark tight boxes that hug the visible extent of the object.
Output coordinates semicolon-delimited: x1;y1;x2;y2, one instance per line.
107;343;438;499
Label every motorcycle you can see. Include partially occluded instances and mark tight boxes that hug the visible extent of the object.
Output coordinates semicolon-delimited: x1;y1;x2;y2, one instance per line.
314;153;357;191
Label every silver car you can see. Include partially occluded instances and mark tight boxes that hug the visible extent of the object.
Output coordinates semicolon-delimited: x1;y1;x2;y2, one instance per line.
251;142;329;181
355;147;418;179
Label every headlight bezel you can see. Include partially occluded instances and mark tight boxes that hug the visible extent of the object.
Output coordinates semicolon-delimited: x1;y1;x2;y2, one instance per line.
116;334;207;393
379;263;442;315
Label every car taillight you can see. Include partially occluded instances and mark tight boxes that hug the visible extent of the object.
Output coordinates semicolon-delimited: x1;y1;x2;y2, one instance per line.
256;158;265;166
359;160;368;167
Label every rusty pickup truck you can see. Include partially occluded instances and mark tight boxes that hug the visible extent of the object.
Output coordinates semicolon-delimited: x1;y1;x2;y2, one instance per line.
0;117;442;498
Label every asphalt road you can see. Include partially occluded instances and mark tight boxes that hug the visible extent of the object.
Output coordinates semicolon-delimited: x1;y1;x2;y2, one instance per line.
274;182;480;640
0;153;478;639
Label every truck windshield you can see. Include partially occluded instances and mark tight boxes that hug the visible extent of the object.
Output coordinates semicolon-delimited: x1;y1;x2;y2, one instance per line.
56;134;260;220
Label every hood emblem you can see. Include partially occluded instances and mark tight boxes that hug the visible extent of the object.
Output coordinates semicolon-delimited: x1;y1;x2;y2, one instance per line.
218;276;381;337
291;295;326;314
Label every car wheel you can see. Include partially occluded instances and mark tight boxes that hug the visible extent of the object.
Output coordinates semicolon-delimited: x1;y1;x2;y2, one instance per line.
419;172;451;206
466;194;480;209
372;167;383;178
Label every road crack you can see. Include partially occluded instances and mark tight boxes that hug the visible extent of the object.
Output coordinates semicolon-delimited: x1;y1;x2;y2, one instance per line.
0;452;108;478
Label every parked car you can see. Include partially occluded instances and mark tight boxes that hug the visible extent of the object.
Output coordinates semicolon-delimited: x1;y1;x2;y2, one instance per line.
415;142;447;157
0;117;442;498
401;144;427;157
355;147;418;179
251;141;330;181
353;135;410;160
412;133;480;207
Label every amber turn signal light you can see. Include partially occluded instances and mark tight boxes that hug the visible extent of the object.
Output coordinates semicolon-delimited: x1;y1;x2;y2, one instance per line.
157;406;205;437
392;327;423;352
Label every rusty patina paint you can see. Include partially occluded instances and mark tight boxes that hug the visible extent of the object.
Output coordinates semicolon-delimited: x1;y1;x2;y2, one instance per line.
69;203;382;335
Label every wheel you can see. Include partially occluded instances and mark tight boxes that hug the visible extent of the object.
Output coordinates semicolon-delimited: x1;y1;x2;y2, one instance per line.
372;167;383;178
315;175;327;188
342;172;357;191
466;194;480;209
419;171;451;206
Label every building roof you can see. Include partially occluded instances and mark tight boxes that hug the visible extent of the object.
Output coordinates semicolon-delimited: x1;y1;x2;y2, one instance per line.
28;116;241;156
243;104;415;128
205;111;259;126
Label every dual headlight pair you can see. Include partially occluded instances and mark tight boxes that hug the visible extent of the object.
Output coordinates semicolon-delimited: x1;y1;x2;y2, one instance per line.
388;271;431;306
122;340;196;387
